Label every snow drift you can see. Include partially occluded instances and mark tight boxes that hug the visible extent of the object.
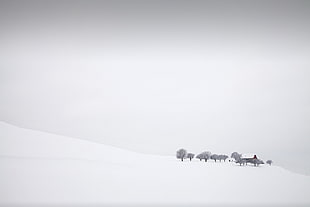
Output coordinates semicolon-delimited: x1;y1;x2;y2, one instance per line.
0;121;309;206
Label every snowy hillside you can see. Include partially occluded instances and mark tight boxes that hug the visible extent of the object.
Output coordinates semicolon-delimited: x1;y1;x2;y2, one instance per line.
0;122;309;206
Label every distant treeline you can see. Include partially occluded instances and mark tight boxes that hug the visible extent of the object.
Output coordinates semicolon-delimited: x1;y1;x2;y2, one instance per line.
176;149;273;166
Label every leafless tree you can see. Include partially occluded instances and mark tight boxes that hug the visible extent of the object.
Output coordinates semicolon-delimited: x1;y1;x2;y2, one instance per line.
176;149;187;161
218;154;228;162
231;152;242;161
211;154;219;162
187;153;195;161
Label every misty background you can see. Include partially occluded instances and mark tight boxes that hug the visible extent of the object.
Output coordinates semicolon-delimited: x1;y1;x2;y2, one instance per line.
0;0;309;174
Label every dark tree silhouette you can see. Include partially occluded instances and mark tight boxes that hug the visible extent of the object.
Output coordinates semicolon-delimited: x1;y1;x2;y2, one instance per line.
266;160;273;165
176;149;187;161
187;153;195;161
218;154;228;162
211;154;219;162
196;153;204;161
231;152;242;161
203;151;211;162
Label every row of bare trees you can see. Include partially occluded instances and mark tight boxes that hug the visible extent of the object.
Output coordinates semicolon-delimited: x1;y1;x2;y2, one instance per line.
176;149;273;165
176;149;228;162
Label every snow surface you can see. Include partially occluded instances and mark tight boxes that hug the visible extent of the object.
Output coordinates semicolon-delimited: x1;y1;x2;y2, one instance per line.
0;121;309;206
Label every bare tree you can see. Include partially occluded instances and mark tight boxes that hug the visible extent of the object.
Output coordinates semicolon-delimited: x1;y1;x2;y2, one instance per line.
224;155;229;162
176;149;187;161
266;160;273;165
231;152;242;161
196;153;204;161
218;155;223;162
211;154;219;162
187;153;195;161
197;151;211;162
218;154;228;162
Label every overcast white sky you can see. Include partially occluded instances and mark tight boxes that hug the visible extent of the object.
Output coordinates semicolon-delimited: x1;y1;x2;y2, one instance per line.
1;1;310;173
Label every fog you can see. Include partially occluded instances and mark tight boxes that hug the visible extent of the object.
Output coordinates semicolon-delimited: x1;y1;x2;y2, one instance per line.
0;0;310;174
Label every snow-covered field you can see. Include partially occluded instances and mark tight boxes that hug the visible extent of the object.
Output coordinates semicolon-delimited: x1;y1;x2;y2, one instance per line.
0;121;309;207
